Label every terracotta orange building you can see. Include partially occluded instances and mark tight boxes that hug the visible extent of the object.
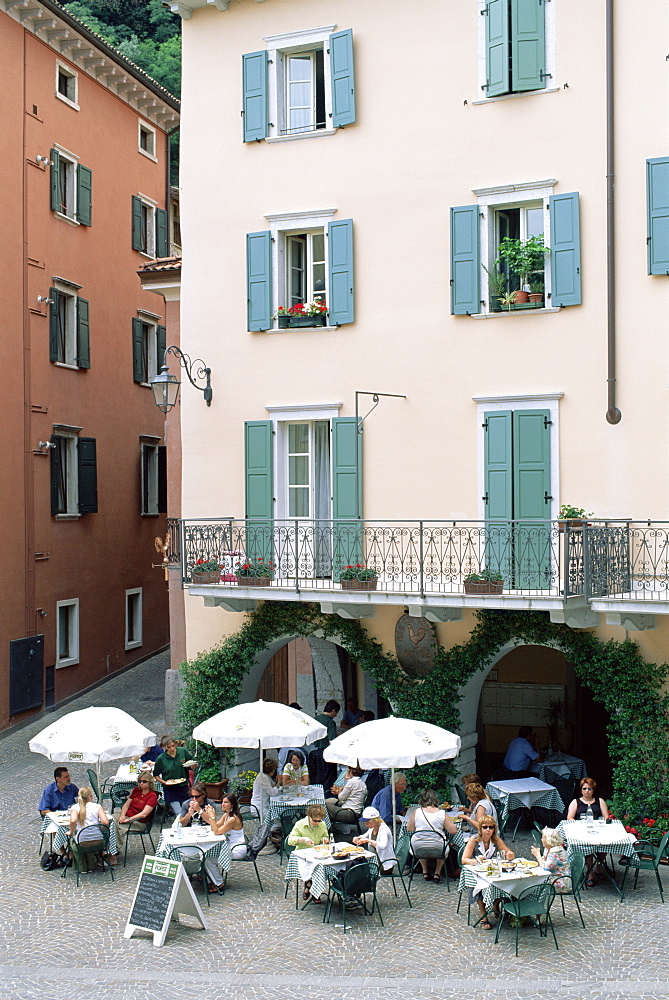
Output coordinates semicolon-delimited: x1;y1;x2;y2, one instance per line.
0;1;180;728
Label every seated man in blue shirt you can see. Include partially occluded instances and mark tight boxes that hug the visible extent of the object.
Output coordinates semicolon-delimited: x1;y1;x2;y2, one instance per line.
502;727;542;778
371;772;407;826
38;766;79;815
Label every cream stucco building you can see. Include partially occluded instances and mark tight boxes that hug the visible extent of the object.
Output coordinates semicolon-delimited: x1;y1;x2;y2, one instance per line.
168;0;669;781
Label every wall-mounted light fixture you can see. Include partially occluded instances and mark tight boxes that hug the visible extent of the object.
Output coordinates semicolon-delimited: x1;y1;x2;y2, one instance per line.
37;295;54;305
38;441;56;451
148;345;212;413
35;154;54;167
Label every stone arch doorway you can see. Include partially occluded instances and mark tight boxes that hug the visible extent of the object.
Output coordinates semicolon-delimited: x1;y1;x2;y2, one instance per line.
243;634;350;718
456;641;612;791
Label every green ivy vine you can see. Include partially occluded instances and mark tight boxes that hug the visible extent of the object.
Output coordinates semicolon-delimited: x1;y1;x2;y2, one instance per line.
178;603;669;819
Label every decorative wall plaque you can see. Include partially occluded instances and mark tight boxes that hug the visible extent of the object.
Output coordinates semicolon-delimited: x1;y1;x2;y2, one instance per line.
394;614;438;678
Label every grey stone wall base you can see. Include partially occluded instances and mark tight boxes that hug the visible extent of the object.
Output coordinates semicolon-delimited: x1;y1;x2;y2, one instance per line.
164;666;186;729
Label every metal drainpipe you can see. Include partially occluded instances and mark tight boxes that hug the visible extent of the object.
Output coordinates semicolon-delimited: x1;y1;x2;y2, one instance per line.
606;0;622;423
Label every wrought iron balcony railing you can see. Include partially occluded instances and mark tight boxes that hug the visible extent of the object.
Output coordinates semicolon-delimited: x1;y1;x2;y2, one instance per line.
585;521;669;601
167;518;588;599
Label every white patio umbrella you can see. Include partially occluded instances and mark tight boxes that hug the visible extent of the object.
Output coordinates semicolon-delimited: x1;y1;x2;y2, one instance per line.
324;716;461;839
192;700;328;774
28;706;156;779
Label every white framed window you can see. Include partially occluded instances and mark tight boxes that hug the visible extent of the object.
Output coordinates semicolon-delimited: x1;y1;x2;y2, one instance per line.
138;121;157;160
475;179;556;312
56;61;79;110
56;598;79;667
52;285;76;366
267;209;335;327
52;432;79;516
266;26;335;139
133;313;165;385
50;146;91;226
140;436;166;515
125;589;143;649
54;149;76;219
476;0;556;102
132;195;167;258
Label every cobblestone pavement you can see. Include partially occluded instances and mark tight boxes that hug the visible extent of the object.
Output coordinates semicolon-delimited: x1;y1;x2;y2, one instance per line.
2;650;669;1000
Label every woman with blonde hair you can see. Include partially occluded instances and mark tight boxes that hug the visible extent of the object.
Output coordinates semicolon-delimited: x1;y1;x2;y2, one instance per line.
531;827;571;890
68;785;110;870
459;782;498;832
462;816;515;929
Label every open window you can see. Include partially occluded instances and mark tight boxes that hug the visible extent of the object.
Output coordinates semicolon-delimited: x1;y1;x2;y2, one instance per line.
50;429;97;517
49;283;89;368
479;0;554;99
56;599;79;667
242;27;355;142
138;121;157;160
140;439;167;515
50;147;91;225
56;61;78;109
132;196;168;257
132;317;166;384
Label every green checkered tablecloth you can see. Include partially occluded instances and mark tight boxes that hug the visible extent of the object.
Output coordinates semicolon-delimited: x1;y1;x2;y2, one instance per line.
458;862;548;911
486;779;564;825
266;788;332;830
399;807;465;858
285;847;379;899
156;830;232;872
557;819;636;860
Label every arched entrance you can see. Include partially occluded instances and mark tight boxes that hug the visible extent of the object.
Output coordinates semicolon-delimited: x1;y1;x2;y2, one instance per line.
457;642;612;791
247;635;355;717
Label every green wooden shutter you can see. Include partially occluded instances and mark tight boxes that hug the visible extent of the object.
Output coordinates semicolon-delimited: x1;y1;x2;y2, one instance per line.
244;420;274;566
485;0;510;97
157;324;166;371
246;231;272;331
131;196;143;251
156;208;168;258
242;50;268;142
330;29;356;127
76;297;90;369
450;205;480;315
511;0;545;92
50;149;61;211
483;410;513;583
332;417;362;576
647;157;669;275
50;436;61;515
77;437;98;514
513;409;551;589
132;318;145;382
549;191;581;307
76;165;92;226
157;446;167;514
328;219;354;325
49;289;60;362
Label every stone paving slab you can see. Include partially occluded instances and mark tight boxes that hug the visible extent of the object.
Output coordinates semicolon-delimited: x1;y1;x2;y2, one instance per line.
3;649;669;1000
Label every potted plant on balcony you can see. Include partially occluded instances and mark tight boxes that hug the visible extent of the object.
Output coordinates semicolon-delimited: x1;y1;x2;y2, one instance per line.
340;564;378;591
229;769;258;804
557;504;593;532
528;278;545;305
198;764;228;802
191;559;221;584
463;570;503;595
497;235;548;304
235;557;275;587
276;300;328;329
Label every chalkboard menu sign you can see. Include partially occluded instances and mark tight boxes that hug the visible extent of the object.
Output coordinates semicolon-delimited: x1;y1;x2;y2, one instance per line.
124;856;206;947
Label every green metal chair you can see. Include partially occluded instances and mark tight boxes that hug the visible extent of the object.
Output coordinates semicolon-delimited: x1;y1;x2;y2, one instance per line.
552;851;586;927
228;837;264;892
379;833;412;907
495;882;558;956
168;845;212;906
86;769;113;809
323;860;384;933
65;824;115;888
531;822;544;848
408;832;451;891
619;831;669;902
109;784;129;815
122;808;157;866
278;811;303;865
282;836;301;908
455;846;490;927
454;783;469;807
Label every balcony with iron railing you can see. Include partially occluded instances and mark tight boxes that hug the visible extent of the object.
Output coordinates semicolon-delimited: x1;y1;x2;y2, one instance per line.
167;518;595;615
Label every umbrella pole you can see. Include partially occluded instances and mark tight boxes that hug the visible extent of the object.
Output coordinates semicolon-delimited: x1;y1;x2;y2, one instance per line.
259;746;263;779
391;766;396;845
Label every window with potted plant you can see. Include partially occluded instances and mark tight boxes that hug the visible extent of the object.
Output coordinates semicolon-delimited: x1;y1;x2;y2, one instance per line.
276;300;328;329
557;505;593;532
497;235;548;305
339;564;378;591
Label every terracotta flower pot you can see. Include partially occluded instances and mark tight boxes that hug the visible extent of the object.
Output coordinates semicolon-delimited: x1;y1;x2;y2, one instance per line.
463;580;503;595
341;579;378;591
512;290;529;304
203;779;228;802
235;575;271;587
191;570;220;584
528;293;544;304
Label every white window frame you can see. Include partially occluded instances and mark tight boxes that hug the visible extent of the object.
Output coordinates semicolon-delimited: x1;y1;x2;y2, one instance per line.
266;402;342;521
125;588;143;649
140;437;161;515
475;0;557;103
138;120;157;161
53;281;78;367
472;392;563;523
473;179;558;315
52;426;80;518
265;209;337;330
265;25;337;142
53;145;80;223
55;60;79;110
56;598;79;668
136;194;158;257
137;310;161;385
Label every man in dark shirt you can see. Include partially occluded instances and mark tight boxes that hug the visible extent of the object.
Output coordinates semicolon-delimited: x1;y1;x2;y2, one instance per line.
38;767;79;815
310;700;340;788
